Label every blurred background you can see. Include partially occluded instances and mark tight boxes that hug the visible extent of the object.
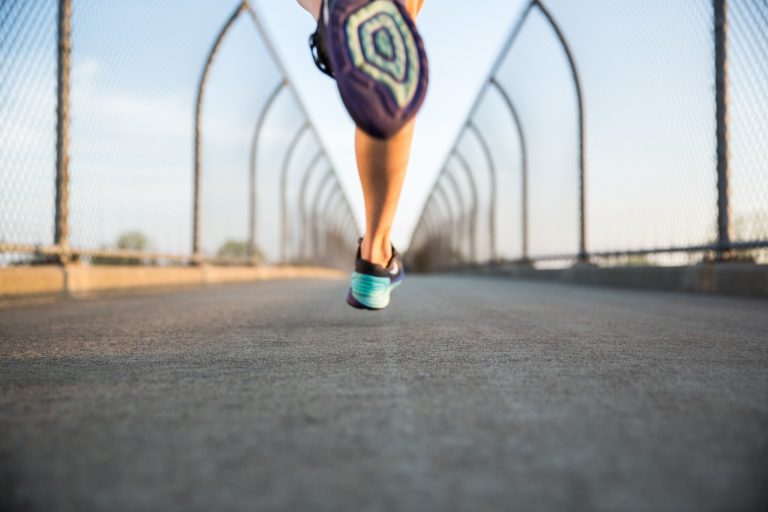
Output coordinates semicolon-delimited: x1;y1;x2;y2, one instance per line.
1;0;766;269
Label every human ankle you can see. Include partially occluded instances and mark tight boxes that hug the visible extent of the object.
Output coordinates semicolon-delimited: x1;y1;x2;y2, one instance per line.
361;235;392;266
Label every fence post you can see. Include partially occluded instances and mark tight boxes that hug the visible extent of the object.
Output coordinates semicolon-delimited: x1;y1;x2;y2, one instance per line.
54;0;72;263
714;0;731;260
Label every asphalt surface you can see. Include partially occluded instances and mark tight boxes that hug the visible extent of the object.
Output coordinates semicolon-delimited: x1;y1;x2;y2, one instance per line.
1;276;767;512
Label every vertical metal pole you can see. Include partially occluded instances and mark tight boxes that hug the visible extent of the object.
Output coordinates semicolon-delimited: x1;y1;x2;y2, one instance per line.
249;80;286;264
490;78;529;263
54;0;72;261
714;0;731;260
534;0;587;263
280;122;311;263
192;2;245;264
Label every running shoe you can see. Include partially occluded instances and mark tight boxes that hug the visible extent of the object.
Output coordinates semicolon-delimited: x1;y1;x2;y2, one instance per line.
346;241;405;310
309;0;429;139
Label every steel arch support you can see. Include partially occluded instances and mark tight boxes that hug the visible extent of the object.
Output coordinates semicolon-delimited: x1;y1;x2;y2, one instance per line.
279;122;312;262
466;122;498;262
248;80;287;263
310;170;335;260
489;78;530;262
443;170;467;261
450;151;480;262
533;0;588;262
192;1;247;263
297;151;326;262
319;185;342;260
434;184;457;260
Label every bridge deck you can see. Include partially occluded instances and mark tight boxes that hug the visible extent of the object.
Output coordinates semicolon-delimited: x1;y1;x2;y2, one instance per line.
1;277;766;511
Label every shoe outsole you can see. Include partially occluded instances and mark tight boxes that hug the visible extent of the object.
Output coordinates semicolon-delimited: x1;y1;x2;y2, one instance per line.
346;278;403;311
326;0;429;139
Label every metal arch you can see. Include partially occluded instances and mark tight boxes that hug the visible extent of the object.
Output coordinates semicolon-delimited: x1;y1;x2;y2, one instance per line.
407;0;536;251
426;190;448;242
466;122;498;262
408;0;587;264
345;201;358;236
192;1;247;262
533;0;588;262
244;4;357;226
341;202;359;242
489;78;530;262
434;184;456;256
421;205;437;245
423;200;440;240
430;188;454;264
450;151;480;262
319;185;343;258
297;152;327;262
328;191;348;236
279;122;312;262
330;194;353;256
443;169;467;261
249;79;287;263
433;189;452;232
310;170;336;259
311;175;337;259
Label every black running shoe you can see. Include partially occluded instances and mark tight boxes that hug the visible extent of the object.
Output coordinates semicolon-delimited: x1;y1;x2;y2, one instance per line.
309;0;429;139
346;240;405;310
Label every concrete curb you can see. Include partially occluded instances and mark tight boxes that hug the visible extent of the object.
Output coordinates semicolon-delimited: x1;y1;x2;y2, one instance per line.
460;263;768;299
0;264;345;303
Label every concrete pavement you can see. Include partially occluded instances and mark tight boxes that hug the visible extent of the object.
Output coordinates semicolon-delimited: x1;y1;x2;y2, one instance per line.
1;276;767;511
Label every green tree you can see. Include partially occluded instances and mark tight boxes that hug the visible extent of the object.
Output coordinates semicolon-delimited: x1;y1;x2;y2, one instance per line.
92;231;150;266
216;239;262;263
116;231;149;251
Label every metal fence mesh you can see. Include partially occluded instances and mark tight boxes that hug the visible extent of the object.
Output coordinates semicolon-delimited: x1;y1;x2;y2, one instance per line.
0;0;58;261
729;0;768;249
0;0;357;267
410;0;768;268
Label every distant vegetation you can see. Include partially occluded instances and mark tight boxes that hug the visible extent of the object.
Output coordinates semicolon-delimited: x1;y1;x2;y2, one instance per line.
92;230;150;265
216;239;263;264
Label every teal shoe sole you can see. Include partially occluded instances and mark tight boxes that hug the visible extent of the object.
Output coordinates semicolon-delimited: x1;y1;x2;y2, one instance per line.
346;272;402;310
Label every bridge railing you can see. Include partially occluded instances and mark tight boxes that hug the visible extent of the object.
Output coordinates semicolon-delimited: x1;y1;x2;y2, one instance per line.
0;0;359;269
408;0;768;271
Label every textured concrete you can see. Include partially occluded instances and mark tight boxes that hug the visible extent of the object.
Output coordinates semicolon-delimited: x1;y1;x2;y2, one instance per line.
0;264;344;301
0;276;767;511
452;263;768;299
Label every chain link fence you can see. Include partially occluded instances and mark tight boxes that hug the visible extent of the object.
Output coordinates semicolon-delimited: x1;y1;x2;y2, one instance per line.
0;0;358;268
410;0;768;269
